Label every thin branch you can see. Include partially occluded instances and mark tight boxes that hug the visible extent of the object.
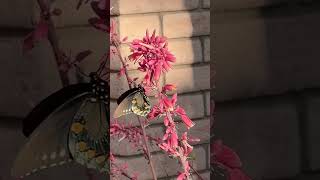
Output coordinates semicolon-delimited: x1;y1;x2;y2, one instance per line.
36;0;70;86
190;164;204;180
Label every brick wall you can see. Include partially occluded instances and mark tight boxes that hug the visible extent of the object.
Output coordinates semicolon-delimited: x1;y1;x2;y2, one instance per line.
110;0;211;179
213;1;320;180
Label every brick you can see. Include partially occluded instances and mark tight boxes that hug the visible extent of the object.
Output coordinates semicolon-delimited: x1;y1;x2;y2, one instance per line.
0;37;62;117
169;38;202;65
110;0;120;15
177;118;210;144
303;92;320;170
57;27;107;75
163;11;210;38
214;98;300;179
215;10;320;102
110;125;164;156
178;94;205;119
203;36;210;62
118;15;161;40
117;0;199;14
203;0;211;8
214;0;288;11
205;92;210;116
166;65;210;93
0;1;33;28
116;145;208;179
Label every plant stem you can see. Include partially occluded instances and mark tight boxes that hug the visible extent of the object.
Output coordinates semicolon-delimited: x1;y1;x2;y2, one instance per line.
113;43;158;180
36;0;70;87
190;164;204;180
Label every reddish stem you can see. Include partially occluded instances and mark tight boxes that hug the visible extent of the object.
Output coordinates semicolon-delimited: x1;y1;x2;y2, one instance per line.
36;0;70;87
190;164;204;180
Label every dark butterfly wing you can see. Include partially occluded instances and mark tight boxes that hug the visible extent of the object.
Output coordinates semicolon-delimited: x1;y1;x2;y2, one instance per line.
23;83;91;137
12;89;91;178
116;87;140;105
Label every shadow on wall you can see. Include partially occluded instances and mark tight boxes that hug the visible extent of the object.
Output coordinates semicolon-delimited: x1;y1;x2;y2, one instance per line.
182;0;211;175
214;1;320;180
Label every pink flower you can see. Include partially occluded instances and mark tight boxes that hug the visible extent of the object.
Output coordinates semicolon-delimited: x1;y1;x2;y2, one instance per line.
148;93;195;129
129;30;176;85
181;132;193;156
175;106;195;129
162;84;177;93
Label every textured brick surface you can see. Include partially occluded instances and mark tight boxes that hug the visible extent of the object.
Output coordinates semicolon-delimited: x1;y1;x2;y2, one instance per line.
215;10;320;102
163;11;210;38
110;125;164;156
303;92;320;170
166;65;210;93
205;92;210;116
203;36;210;62
0;37;62;117
118;15;161;40
117;0;199;14
203;0;211;8
169;38;203;65
178;94;205;119
116;145;208;179
214;98;300;179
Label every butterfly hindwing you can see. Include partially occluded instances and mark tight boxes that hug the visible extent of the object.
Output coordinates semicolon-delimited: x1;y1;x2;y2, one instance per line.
12;93;89;178
113;87;151;118
68;98;109;173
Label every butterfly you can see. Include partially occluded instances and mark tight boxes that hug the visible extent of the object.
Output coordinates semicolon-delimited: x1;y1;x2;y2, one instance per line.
113;85;151;118
11;72;110;179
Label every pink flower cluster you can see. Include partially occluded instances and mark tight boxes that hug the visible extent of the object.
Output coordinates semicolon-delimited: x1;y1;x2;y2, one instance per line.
129;30;176;86
128;30;196;180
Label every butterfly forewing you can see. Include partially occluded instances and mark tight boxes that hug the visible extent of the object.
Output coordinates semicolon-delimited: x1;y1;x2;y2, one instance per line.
113;91;137;118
